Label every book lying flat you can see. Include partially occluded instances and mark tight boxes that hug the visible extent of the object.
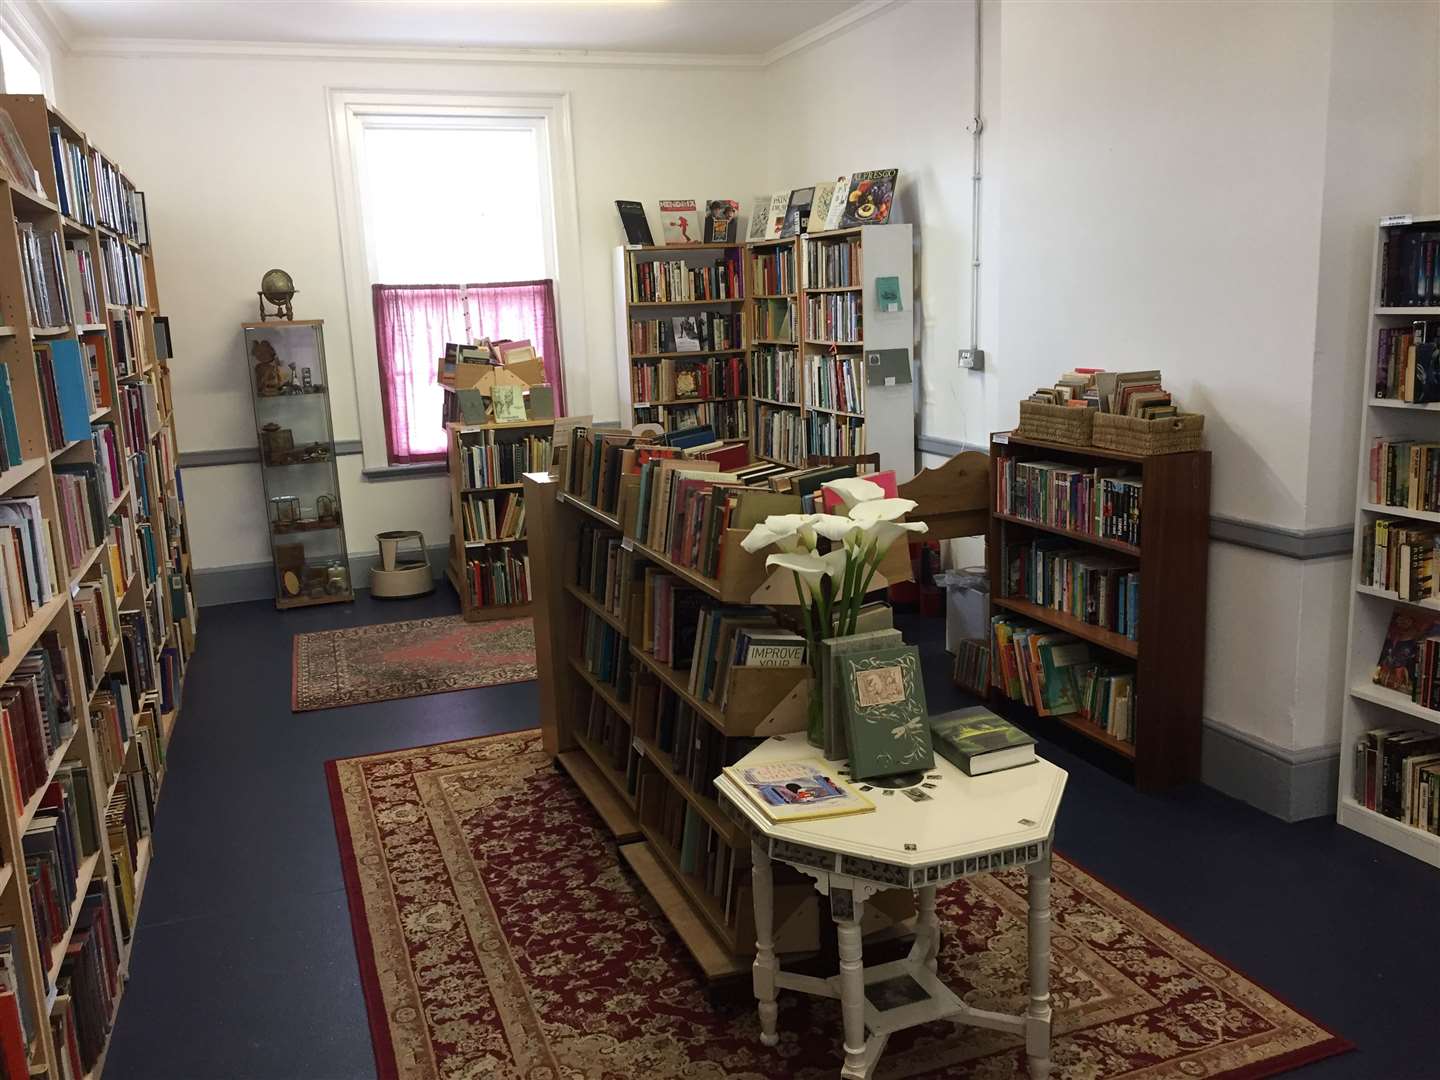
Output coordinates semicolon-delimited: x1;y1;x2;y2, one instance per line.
722;759;874;822
930;706;1036;776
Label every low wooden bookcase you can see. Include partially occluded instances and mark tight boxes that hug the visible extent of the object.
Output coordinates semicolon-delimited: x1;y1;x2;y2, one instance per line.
988;432;1210;791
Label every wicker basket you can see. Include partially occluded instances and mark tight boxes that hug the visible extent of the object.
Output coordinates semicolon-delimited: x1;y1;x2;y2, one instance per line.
1092;412;1205;455
1016;400;1094;447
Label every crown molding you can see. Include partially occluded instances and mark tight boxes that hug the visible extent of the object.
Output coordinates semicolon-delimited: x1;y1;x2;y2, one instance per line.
13;2;70;53
762;0;900;66
52;0;902;70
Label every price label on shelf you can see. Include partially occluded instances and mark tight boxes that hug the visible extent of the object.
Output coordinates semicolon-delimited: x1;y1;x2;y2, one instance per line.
1380;214;1413;227
632;738;645;758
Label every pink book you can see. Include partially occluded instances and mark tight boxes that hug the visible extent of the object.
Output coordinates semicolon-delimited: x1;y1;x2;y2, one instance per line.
820;470;899;513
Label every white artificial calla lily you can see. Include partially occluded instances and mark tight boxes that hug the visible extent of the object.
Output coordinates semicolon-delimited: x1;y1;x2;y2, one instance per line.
860;517;929;557
823;476;885;513
808;513;864;546
741;513;819;554
765;549;846;607
847;498;920;525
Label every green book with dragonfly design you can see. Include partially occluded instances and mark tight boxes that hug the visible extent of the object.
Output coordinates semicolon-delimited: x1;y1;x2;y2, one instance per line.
840;645;934;780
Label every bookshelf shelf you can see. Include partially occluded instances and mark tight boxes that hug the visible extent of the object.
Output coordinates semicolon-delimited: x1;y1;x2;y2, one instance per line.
1368;398;1440;410
639;823;742;950
564;582;627;634
992;595;1139;659
629;645;725;731
630;298;744;308
1375;306;1440;316
631;349;746;360
993;511;1141;557
558;491;622;530
0;456;48;493
46;851;102;986
990;431;1209;790
1348;681;1440;727
568;656;633;722
634;734;743;845
1337;797;1440;866
570;729;637;810
1354;582;1440;611
619;843;746;980
1360;501;1440;524
555;750;641;841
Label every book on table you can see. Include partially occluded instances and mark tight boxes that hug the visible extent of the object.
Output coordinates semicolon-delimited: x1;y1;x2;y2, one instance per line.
930;706;1037;776
722;759;874;822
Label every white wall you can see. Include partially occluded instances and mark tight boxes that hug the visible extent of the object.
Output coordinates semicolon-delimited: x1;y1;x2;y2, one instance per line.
58;50;770;568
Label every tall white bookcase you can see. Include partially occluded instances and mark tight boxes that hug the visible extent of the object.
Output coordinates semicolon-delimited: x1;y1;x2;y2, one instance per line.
1339;213;1440;867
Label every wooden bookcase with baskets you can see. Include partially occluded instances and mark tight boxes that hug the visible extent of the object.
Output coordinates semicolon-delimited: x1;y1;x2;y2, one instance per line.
524;436;915;979
988;428;1209;791
0;93;199;1079
445;418;553;622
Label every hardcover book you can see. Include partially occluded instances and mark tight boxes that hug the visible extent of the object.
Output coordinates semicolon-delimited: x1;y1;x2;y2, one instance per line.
615;200;653;246
820;628;903;760
841;645;934;780
658;199;700;245
704;199;739;243
780;187;814;238
930;706;1037;776
838;169;898;227
722;759;874;822
823;174;850;230
746;195;770;243
765;191;790;241
810;180;838;233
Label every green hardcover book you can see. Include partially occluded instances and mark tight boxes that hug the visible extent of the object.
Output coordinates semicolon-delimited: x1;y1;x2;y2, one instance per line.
929;706;1037;776
820;628;903;760
840;645;933;780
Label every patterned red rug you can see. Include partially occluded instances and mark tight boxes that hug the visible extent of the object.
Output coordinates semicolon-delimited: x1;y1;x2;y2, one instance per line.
292;616;535;712
327;731;1351;1079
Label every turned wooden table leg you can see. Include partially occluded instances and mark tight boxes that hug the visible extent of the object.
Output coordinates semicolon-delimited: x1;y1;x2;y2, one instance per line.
834;886;868;1080
915;885;939;973
1025;853;1053;1080
750;838;779;1047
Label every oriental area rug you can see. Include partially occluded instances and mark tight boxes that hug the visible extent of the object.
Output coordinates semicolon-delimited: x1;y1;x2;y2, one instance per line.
292;616;536;711
327;731;1350;1080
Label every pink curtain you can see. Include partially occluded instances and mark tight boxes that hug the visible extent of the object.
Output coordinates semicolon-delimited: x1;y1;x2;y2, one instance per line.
372;280;566;464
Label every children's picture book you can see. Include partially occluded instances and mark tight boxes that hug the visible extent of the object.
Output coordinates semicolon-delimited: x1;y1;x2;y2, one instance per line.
839;169;898;227
704;199;739;243
780;187;814;238
810;180;838;233
746;195;771;243
490;385;528;423
842;645;934;780
615;200;654;246
659;199;700;245
722;759;875;822
765;191;790;240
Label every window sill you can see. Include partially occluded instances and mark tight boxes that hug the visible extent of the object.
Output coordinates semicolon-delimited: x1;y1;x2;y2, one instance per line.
361;461;449;482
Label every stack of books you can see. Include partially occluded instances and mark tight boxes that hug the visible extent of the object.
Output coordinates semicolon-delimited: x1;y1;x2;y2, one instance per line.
72;568;121;692
642;680;762;800
580;693;639;796
64;240;101;326
0;495;60;648
1027;369;1178;420
752;347;800;405
751;298;795;341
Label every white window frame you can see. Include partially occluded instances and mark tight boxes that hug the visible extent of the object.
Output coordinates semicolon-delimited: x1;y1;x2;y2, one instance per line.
327;89;588;472
0;5;54;98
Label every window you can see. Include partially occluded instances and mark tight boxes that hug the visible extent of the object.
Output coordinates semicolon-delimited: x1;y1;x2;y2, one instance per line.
0;26;44;94
352;115;565;463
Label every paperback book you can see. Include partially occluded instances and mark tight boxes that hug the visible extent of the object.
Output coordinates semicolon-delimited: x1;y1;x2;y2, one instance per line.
722;759;874;821
704;199;739;243
615;199;654;246
658;199;700;245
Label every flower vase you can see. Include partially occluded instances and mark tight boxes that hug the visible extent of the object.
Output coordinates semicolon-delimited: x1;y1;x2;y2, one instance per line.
806;666;825;748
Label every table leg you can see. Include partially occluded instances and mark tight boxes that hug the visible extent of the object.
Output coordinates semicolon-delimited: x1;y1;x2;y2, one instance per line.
1025;853;1053;1080
750;839;779;1047
834;887;868;1080
915;885;939;973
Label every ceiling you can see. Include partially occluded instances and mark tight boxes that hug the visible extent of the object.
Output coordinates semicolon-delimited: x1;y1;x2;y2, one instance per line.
38;0;874;58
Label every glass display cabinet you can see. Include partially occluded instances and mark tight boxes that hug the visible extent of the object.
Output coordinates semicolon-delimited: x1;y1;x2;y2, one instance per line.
241;319;354;608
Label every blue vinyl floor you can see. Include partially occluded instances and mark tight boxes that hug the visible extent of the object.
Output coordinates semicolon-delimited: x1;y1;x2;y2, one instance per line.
100;591;1438;1079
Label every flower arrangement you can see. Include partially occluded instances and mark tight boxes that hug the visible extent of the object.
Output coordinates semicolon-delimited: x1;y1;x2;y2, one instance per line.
740;477;928;745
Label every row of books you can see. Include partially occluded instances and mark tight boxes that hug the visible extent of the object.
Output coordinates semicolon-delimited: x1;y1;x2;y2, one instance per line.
1372;321;1438;401
1031;369;1173;418
632;356;746;405
52;881;120;1077
465;550;531;608
1380;227;1440;307
578;610;633;700
459;432;553;489
116;380;160;455
635;313;744;358
751;298;795;342
107;735;160;948
806;353;865;414
575;524;630;620
35;342;95;452
638;773;747;927
992;615;1137;742
752;347;800;405
48;126;95;227
119;609;158;709
92;423;127;510
53;464;106;573
639;679;762;801
804;235;860;289
753;403;806;466
1361;519;1440;601
18;221;68;328
808;413;865;458
578;692;639;798
634;401;748;440
0;495;62;654
2;635;76;812
996;455;1144;546
94;156;147;244
1003;538;1140;639
749;246;796;296
1352;727;1440;834
25;764;96;959
89;673;137;796
99;234;146;309
1366;437;1440;513
64;243;101;326
805;293;861;344
628;254;742;304
0;935;39;1076
952;637;990;696
681;601;804;708
0;367;24;475
72;566;121;695
460;492;525;544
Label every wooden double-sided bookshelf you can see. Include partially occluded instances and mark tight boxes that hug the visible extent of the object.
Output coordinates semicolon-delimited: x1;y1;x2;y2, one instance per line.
0;93;199;1079
445;418;553;622
988;431;1209;791
612;242;748;440
747;235;805;466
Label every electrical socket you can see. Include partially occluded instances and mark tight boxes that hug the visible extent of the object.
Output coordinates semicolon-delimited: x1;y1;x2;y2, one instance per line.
959;348;985;370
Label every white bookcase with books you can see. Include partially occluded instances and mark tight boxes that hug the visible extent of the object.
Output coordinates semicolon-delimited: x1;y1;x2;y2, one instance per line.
1339;212;1440;867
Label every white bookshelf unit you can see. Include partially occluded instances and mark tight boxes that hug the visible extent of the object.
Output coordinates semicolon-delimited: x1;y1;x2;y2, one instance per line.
1338;212;1440;867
